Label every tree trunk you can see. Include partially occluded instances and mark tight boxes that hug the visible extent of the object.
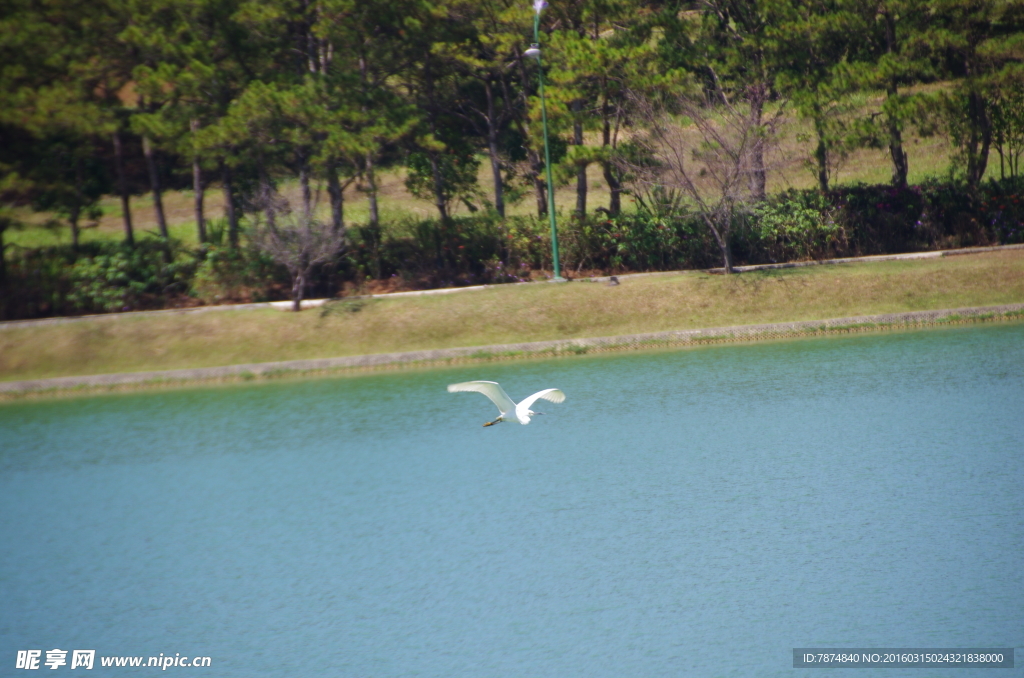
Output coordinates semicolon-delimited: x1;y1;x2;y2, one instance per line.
193;160;205;243
887;102;909;189
365;152;379;227
299;151;312;220
996;133;1005;180
534;168;548;217
70;163;83;250
485;79;505;218
357;54;380;227
749;87;767;202
966;89;992;192
708;221;733;273
601;113;621;216
429;152;449;221
327;161;344;235
222;164;239;248
487;134;505;218
0;222;6;284
142;136;169;239
603;163;622;216
422;55;449;223
69;203;80;251
883;11;909;190
814;110;829;192
720;238;733;273
112;129;134;247
292;271;305;311
815;138;829;192
191;119;205;243
574;101;586;217
257;161;278;229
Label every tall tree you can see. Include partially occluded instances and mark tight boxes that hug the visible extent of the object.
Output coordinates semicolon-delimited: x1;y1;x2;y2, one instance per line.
696;0;781;202
126;0;263;246
834;0;934;188
0;0;117;248
442;0;532;218
770;0;861;191
926;0;1024;191
547;0;669;216
111;122;135;246
394;0;480;222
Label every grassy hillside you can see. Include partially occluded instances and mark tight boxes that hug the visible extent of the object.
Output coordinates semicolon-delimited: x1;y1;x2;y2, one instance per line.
2;248;1021;383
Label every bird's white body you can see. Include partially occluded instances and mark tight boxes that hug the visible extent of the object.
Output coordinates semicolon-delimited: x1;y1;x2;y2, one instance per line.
447;380;565;426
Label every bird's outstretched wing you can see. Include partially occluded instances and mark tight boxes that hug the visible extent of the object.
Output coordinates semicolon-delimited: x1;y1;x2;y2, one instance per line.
517;388;566;412
447;381;517;414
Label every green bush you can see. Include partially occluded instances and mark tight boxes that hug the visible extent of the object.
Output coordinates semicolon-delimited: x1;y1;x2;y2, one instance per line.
191;244;281;303
68;242;194;313
1;245;78;319
978;179;1024;244
4;178;1022;321
753;191;847;262
929;177;1024;247
345;214;541;287
560;211;716;273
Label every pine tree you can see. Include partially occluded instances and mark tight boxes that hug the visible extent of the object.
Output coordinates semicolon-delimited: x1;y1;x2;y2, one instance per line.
925;0;1024;191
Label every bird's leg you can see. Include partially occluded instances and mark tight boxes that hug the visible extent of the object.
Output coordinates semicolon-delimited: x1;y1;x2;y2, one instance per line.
483;418;501;427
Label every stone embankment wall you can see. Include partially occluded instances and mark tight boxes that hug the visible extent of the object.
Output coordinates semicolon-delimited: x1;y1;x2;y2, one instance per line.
2;304;1022;398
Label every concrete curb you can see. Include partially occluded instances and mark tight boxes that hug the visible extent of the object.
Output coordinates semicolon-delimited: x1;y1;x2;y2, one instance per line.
3;303;1022;396
3;243;1023;330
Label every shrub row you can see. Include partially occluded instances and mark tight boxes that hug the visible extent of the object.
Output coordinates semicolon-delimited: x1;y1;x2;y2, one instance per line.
2;178;1022;320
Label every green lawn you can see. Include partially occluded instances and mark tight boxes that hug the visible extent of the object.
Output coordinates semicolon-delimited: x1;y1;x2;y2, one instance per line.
2;249;1022;383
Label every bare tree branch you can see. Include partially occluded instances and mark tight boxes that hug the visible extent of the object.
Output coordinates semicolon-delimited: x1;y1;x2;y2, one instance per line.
627;86;782;273
251;188;344;310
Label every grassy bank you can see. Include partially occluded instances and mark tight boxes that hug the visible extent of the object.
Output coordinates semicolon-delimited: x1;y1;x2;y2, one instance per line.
2;249;1022;383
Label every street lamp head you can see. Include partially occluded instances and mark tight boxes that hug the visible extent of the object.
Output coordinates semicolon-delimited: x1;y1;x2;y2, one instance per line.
524;43;541;59
533;0;547;14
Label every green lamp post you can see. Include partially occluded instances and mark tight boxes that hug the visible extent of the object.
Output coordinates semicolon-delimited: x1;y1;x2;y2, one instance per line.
525;0;565;282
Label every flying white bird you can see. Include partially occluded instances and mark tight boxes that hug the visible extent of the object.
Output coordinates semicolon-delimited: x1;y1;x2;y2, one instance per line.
447;380;565;426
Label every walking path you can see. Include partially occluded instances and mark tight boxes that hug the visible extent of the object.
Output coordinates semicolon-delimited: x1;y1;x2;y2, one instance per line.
3;243;1022;330
3;303;1022;396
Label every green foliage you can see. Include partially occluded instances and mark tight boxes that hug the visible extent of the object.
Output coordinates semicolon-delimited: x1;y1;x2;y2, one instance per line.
922;177;1024;247
4;0;1024;318
1;245;78;319
1;241;194;319
978;181;1024;244
204;217;228;246
753;191;846;261
926;0;1024;190
4;177;1024;320
990;87;1024;179
68;243;194;312
828;184;926;253
191;244;281;304
404;150;482;215
560;211;716;273
346;213;540;287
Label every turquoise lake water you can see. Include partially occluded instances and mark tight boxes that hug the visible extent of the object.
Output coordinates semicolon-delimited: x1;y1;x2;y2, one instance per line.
1;324;1022;677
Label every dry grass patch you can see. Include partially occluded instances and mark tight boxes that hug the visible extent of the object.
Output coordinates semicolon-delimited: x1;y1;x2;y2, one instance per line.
2;249;1022;382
